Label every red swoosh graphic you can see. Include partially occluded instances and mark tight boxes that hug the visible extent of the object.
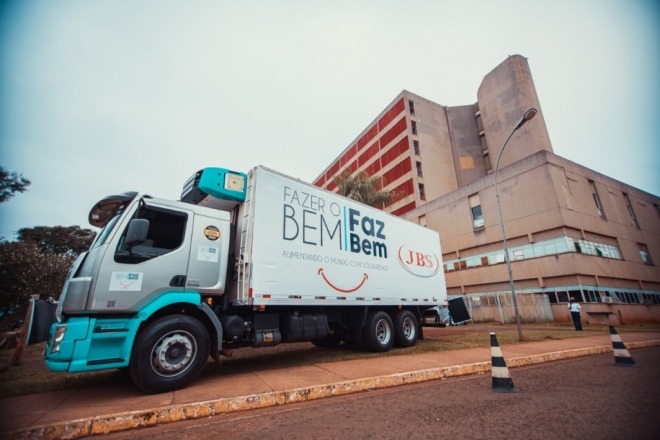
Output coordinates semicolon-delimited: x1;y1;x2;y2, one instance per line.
317;268;368;293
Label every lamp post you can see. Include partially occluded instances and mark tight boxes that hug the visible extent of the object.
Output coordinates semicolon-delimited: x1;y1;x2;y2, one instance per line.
494;108;537;342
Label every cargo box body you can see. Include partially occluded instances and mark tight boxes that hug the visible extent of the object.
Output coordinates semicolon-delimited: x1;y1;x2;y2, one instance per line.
229;166;447;308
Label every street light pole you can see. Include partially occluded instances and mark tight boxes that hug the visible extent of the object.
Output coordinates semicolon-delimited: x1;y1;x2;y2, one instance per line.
494;108;537;342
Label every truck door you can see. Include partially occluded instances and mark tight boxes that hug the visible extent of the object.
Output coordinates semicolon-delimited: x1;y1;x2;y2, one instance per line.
91;203;194;312
184;212;230;294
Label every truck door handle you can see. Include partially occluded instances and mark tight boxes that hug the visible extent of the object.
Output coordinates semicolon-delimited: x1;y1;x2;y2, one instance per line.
170;275;187;287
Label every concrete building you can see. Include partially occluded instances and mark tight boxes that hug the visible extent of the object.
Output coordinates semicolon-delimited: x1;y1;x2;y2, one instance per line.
314;55;660;325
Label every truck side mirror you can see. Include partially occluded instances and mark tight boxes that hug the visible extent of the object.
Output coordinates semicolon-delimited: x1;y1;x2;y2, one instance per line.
126;218;149;247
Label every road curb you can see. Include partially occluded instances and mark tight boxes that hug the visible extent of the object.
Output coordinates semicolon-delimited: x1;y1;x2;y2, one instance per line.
7;340;660;440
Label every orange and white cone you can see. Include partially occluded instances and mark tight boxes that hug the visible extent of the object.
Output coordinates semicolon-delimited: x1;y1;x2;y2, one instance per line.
609;326;636;367
490;332;518;393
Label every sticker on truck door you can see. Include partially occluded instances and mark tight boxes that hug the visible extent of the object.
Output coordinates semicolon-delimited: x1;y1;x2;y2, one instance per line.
203;226;220;241
197;245;219;263
109;271;143;291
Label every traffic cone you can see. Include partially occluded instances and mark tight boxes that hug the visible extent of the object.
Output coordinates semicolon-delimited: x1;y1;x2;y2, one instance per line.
490;332;518;393
609;326;636;367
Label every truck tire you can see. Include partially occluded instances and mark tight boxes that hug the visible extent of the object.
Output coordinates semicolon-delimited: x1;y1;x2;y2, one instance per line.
361;310;394;352
393;310;418;347
129;315;210;393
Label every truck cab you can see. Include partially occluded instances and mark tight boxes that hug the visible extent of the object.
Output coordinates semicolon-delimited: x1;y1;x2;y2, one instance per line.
58;193;232;315
46;190;233;393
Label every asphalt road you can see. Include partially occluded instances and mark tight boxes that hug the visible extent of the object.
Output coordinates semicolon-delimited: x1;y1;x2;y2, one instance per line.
104;347;660;440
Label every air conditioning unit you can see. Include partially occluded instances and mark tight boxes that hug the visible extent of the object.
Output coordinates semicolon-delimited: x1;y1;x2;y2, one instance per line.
602;297;613;303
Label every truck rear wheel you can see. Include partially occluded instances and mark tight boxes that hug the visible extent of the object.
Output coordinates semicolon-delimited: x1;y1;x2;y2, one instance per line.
129;315;210;393
393;310;418;347
362;310;394;352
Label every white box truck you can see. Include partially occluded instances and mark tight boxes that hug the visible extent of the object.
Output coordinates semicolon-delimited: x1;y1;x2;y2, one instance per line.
45;166;447;393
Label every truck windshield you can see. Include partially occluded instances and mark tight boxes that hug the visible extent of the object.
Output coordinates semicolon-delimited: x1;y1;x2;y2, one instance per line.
90;212;123;250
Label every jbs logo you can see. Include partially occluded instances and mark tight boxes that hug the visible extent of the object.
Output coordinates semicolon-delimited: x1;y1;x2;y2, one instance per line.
397;246;440;278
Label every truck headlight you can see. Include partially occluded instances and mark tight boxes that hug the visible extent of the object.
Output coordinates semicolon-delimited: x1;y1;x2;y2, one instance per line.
50;325;68;354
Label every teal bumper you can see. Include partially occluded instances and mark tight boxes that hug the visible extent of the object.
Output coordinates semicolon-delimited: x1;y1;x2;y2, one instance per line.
45;316;140;372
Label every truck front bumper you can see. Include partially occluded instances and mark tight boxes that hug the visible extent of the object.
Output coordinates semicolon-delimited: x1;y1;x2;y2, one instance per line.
44;316;137;373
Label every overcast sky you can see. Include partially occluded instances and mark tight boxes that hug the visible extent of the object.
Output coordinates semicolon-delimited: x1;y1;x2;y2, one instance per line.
1;0;659;240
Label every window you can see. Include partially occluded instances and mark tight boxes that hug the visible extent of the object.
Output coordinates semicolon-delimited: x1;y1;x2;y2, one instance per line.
408;100;415;115
471;205;483;228
443;235;622;273
411;120;418;135
585;290;599;303
533;243;547;257
575;241;582;253
629;292;640;304
589;180;606;218
557;291;570;303
115;205;187;263
416;161;423;177
568;290;583;302
592;194;604;217
623;193;640;228
573;239;621;260
644;293;660;305
92;213;122;250
466;256;480;268
469;194;483;229
595;246;609;257
418;183;426;201
413;140;420;155
639;243;653;265
480;133;488;151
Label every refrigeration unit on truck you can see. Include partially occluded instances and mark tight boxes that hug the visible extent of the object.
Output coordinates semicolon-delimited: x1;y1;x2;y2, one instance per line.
45;166;448;393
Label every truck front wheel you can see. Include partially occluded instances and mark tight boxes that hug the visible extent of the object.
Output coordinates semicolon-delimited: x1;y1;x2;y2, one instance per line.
362;310;394;352
129;315;210;393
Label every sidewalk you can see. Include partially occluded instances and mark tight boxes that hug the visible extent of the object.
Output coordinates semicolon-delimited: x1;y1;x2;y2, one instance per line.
2;331;659;440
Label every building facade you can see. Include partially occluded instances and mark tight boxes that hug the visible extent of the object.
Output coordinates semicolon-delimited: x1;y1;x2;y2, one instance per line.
314;55;660;324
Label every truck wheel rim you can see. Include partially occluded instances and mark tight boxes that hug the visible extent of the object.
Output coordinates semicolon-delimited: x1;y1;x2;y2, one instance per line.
402;316;416;340
376;319;392;344
151;331;196;377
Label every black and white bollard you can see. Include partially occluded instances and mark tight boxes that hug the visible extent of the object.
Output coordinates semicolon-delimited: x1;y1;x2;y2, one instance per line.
609;326;636;367
490;332;518;393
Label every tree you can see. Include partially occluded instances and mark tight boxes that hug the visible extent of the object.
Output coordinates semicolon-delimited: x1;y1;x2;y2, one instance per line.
0;167;31;203
0;241;73;320
333;170;394;208
0;226;95;324
17;226;96;257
